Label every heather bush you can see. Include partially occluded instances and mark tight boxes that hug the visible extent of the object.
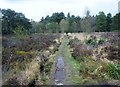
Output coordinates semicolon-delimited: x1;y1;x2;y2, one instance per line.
69;38;92;62
85;35;97;45
85;35;106;46
2;34;61;73
85;38;96;45
93;45;119;61
97;38;105;45
107;46;120;60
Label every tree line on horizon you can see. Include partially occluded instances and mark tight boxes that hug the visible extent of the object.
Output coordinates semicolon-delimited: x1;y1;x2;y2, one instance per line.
1;9;120;35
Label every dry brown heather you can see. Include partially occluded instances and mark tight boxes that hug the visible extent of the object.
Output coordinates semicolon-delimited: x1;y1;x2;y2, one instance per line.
2;34;63;85
69;32;119;61
68;32;120;85
69;32;119;42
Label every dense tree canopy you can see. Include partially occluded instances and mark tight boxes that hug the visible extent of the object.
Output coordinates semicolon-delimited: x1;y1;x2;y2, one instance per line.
106;13;112;31
111;13;120;31
2;8;119;35
2;9;32;34
96;11;107;32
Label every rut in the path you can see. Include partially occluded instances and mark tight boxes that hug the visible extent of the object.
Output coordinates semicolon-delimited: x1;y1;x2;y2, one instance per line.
54;56;65;85
53;38;66;85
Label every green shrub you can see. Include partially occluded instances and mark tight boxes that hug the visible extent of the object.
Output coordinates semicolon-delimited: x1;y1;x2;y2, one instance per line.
98;38;105;45
13;26;28;38
107;63;120;80
85;38;96;45
85;35;106;46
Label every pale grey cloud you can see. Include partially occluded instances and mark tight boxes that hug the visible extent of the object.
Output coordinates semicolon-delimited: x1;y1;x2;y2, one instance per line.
0;0;119;21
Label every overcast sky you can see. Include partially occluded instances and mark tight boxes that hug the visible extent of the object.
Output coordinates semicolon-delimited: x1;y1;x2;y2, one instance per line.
0;0;119;21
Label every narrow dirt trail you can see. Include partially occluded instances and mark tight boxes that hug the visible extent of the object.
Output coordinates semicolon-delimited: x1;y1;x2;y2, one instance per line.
53;37;66;85
48;36;66;85
48;36;80;85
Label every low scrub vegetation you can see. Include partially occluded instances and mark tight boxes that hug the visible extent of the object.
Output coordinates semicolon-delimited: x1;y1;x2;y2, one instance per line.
85;35;106;46
2;34;61;85
69;32;120;85
69;37;92;62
